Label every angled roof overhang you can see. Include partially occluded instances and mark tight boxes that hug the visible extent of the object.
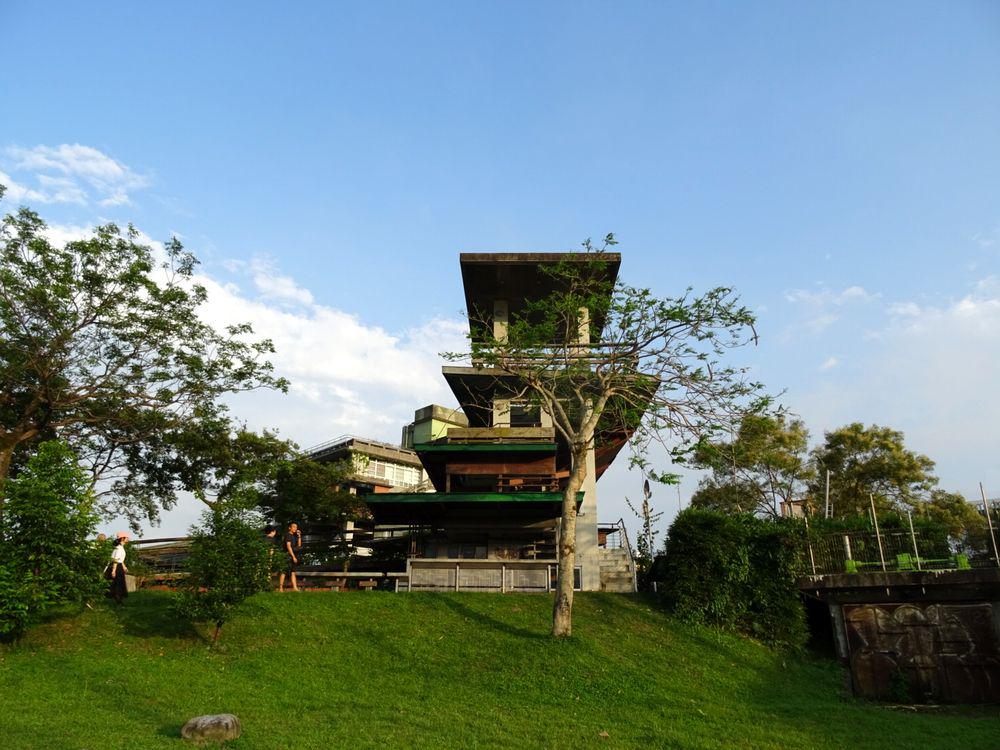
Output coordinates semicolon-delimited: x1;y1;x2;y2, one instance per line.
460;252;621;342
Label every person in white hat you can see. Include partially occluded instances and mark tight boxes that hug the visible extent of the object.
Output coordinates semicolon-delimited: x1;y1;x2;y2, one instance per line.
107;533;130;604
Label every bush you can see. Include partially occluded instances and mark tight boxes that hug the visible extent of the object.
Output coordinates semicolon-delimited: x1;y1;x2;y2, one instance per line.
0;441;104;637
655;509;807;649
0;560;30;641
177;505;272;644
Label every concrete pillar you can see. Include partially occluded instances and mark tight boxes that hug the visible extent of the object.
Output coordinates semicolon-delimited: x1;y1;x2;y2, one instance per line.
576;439;601;591
577;306;590;345
493;299;509;342
492;398;510;428
573;305;600;590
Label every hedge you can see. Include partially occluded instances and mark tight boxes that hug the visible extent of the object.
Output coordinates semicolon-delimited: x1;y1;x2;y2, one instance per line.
654;509;807;649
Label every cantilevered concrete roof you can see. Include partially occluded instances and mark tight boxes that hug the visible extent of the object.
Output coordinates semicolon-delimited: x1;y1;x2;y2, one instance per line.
459;252;621;342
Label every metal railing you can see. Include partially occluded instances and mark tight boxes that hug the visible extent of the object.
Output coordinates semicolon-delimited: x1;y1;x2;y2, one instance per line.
305;434;413;458
805;528;999;576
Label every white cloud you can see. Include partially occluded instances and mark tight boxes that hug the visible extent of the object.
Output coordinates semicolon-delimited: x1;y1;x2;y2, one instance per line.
194;264;467;447
248;258;315;306
819;356;839;370
887;301;921;317
785;285;876;307
1;143;149;206
40;223;93;247
791;277;1000;502
782;284;878;340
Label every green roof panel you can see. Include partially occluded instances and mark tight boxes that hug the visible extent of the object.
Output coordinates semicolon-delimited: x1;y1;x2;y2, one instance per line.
364;491;583;504
413;442;557;454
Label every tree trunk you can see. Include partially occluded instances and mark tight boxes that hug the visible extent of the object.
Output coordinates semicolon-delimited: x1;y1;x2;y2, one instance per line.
0;442;14;527
552;448;588;637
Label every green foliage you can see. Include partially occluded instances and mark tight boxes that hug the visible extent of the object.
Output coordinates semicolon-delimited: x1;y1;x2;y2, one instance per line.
259;458;369;567
0;441;104;638
0;197;287;527
176;505;272;644
808;423;937;517
690;413;812;516
261;458;366;529
656;508;807;649
0;560;30;641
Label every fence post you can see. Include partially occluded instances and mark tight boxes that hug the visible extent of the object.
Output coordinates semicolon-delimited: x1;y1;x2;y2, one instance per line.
803;515;817;575
980;483;1000;567
907;511;922;571
869;494;887;572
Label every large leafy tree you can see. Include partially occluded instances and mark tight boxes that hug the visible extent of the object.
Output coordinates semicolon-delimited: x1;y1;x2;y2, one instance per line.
689;413;812;517
808;423;937;517
448;237;767;636
0;190;287;525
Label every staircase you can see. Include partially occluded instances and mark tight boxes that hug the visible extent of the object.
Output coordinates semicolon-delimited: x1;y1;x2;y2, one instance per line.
598;521;637;593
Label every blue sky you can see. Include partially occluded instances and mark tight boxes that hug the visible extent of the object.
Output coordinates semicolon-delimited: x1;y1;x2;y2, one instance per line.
2;2;999;537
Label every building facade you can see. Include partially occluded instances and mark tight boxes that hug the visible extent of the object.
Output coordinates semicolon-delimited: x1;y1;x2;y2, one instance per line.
364;253;637;592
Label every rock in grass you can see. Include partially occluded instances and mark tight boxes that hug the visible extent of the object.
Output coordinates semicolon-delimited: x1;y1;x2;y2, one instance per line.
180;714;242;742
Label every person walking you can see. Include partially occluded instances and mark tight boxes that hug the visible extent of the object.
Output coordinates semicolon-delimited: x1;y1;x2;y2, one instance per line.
107;533;129;605
278;522;302;592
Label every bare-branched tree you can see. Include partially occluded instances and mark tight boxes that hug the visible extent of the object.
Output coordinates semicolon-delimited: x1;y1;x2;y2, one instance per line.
446;236;768;636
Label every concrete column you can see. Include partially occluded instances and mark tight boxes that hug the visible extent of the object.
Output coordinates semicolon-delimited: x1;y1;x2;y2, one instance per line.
493;299;509;342
577;306;590;345
492;399;510;428
574;305;600;590
576;440;601;591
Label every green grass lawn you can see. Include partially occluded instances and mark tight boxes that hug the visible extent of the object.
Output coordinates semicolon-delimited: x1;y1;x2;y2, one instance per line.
1;591;996;749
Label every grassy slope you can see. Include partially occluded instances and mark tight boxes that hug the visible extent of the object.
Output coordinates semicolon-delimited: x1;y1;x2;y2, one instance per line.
1;592;997;750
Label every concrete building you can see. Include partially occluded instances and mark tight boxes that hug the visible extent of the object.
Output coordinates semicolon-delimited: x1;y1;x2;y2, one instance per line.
364;253;637;592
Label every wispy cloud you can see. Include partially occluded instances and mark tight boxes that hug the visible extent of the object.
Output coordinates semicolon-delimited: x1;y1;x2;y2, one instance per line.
1;143;149;206
819;356;839;371
792;275;1000;502
781;284;878;339
785;285;876;307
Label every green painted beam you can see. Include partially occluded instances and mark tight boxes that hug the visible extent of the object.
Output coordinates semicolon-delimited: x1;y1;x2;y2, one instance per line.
364;491;583;504
413;442;557;453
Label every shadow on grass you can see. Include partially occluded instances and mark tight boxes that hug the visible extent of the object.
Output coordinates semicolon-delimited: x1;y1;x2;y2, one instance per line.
110;590;201;641
435;594;550;640
156;722;184;739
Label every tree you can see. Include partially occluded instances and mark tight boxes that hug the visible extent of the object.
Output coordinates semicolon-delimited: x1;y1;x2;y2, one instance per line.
0;191;287;526
808;423;937;517
916;489;986;541
625;479;664;576
448;237;766;636
690;413;812;516
257;457;369;568
0;440;104;637
176;505;272;645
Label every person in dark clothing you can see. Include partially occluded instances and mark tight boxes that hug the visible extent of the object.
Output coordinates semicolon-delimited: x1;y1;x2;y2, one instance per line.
278;522;302;592
107;535;129;604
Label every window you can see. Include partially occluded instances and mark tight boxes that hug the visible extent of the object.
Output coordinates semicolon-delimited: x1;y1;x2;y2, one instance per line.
510;401;541;427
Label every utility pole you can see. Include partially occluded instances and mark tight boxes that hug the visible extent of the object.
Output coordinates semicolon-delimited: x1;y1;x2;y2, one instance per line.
824;470;831;519
980;483;999;567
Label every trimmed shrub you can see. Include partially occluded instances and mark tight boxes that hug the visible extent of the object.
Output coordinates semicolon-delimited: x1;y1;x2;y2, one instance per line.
177;505;272;644
0;560;30;641
656;509;807;649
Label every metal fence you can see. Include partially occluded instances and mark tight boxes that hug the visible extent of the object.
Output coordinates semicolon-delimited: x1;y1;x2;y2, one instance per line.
805;528;999;576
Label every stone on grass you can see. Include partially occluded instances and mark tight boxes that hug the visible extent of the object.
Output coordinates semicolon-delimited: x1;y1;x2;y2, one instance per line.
180;714;242;743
